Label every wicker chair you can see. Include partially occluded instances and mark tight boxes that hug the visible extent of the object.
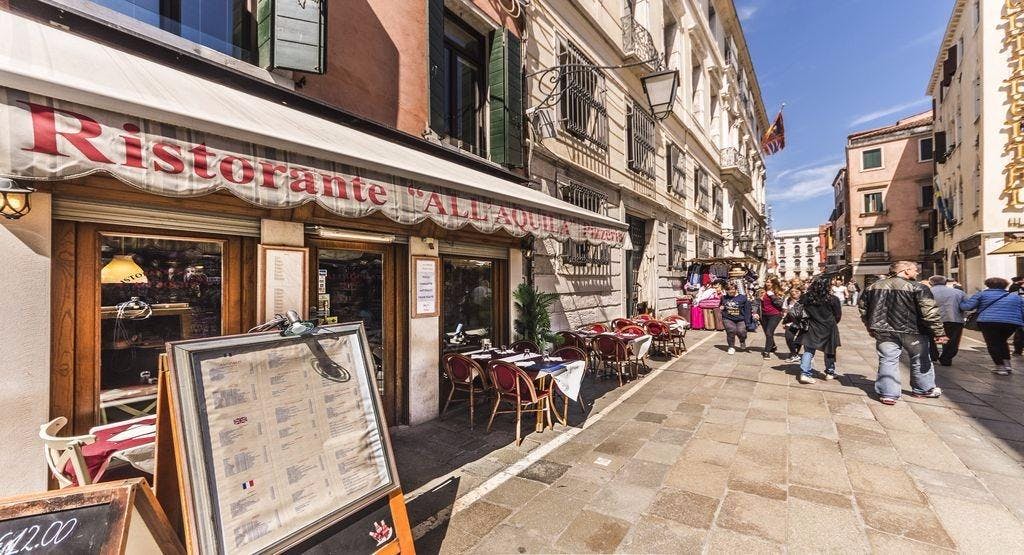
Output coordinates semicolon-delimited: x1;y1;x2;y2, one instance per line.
486;361;554;446
441;353;491;428
510;340;540;354
592;333;631;385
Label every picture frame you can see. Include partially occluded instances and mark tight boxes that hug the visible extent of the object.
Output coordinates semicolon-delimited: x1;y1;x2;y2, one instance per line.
257;245;310;322
164;323;402;554
411;255;440;318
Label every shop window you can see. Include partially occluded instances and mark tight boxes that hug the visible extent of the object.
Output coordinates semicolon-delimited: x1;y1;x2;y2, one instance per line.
442;257;499;352
317;250;384;394
92;0;255;61
559;40;609;149
668;225;687;270
100;234;223;423
862;148;883;170
627;102;656;178
865;231;886;253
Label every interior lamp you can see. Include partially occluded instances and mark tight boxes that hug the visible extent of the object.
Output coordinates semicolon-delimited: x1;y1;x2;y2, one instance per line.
101;255;149;284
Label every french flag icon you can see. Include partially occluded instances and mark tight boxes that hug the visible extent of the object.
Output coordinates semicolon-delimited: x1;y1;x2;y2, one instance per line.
242;480;255;490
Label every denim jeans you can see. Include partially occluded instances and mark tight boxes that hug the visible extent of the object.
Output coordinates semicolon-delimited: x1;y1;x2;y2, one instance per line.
875;332;936;398
799;349;835;377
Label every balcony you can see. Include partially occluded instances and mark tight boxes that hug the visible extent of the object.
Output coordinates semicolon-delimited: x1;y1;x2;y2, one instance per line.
720;148;752;194
860;251;890;263
620;16;660;72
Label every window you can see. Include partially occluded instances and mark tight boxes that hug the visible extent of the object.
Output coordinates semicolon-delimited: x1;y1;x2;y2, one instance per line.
697;234;713;257
865;231;885;253
862;148;883;170
863;192;884;213
712;184;723;223
668;226;688;270
92;0;255;61
974;74;982;121
667;143;687;196
922;228;934;252
694;167;711;212
713;239;723;258
974;0;981;28
779;246;785;257
974;156;981;212
559;179;610;266
919;137;934;162
921;184;934;208
438;14;486;155
708;5;717;31
794;245;802;256
561;240;611;267
794;259;802;268
627;102;656;178
559;41;609;148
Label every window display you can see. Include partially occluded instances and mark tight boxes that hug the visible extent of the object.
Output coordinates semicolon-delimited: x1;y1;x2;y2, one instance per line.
442;257;494;352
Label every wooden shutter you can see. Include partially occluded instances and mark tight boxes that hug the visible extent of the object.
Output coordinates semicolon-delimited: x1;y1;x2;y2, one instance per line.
489;28;524;167
256;0;327;74
428;0;446;133
934;131;947;161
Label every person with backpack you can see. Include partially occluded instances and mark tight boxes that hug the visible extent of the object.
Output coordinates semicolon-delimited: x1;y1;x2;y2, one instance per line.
797;276;843;384
961;277;1024;375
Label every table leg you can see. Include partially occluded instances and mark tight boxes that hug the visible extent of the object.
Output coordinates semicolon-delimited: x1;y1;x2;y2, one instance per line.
535;376;546;432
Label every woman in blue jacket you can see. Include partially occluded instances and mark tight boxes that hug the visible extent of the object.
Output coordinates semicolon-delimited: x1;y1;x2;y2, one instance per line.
720;283;753;354
960;277;1024;375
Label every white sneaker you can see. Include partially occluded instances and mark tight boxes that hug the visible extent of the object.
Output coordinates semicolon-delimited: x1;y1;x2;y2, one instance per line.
798;374;816;384
786;355;800;363
727;347;736;355
824;373;837;380
993;366;1011;376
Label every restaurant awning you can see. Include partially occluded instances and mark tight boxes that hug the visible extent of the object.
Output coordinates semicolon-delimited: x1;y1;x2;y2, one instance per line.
989;241;1024;255
0;11;628;247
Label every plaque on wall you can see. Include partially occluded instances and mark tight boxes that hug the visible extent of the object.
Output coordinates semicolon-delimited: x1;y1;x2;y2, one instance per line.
165;323;408;554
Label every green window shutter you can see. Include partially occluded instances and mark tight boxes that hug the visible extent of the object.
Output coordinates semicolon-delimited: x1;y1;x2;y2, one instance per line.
256;0;327;74
489;28;524;167
428;0;446;134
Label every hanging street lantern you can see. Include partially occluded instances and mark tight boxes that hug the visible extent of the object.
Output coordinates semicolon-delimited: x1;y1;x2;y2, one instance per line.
641;69;680;120
0;177;34;220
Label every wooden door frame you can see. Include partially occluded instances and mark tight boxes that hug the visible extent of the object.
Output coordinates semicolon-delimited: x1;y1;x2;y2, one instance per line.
308;239;408;425
50;221;256;434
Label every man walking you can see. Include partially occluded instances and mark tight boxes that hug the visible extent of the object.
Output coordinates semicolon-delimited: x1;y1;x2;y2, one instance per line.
1010;276;1024;357
927;275;965;366
858;261;948;405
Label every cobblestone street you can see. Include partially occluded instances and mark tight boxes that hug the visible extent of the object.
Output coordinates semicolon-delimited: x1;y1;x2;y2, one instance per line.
400;307;1024;554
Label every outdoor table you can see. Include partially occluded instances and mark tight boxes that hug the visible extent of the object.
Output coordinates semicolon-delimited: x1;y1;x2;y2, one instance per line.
468;350;586;431
65;415;157;485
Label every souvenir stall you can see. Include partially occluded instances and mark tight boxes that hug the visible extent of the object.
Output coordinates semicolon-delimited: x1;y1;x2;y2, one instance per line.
682;258;760;331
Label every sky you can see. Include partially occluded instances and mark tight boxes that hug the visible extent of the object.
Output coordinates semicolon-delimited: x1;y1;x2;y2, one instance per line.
737;0;955;231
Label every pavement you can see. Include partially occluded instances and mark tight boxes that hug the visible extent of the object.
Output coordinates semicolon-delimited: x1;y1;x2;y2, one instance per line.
392;307;1024;554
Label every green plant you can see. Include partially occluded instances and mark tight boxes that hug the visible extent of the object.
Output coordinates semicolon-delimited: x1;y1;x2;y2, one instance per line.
513;283;559;349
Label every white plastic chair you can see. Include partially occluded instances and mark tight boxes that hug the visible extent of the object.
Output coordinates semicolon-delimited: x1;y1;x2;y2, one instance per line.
40;417;95;488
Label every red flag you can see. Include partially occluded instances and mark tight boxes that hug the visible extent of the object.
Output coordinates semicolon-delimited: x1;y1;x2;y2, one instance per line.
761;110;785;155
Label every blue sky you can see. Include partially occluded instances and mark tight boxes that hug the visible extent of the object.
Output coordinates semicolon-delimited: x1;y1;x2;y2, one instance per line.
737;0;955;231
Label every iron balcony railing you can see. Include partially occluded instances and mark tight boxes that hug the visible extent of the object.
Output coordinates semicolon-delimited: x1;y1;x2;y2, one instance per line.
620;16;660;68
720;147;751;176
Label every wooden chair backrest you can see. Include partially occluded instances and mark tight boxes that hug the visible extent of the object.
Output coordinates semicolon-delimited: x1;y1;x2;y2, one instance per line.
39;417;96;488
488;361;539;403
555;331;584;349
443;353;487;387
552;346;587;364
592;334;628;361
611;318;632;330
510;340;540;353
619;324;646;336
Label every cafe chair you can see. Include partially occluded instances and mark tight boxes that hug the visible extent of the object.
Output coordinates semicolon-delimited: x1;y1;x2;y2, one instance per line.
592;333;630;386
663;314;689;353
510;340;540;353
40;417;96;488
636;313;653;322
441;353;491;429
581;322;608;333
645;320;673;356
611;318;633;331
486;361;554;446
551;346;588;423
554;330;586;349
618;324;646;336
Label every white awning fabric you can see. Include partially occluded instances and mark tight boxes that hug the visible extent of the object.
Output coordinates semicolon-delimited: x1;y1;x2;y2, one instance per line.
0;11;628;246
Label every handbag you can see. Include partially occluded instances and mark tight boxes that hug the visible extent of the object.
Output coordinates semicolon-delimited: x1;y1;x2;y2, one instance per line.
964;292;1011;331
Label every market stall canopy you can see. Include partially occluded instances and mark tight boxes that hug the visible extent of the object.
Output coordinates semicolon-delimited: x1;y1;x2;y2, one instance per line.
989;241;1024;255
0;11;628;247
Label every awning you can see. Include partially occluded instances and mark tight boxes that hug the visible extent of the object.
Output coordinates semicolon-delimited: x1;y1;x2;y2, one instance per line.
990;241;1024;255
0;11;628;247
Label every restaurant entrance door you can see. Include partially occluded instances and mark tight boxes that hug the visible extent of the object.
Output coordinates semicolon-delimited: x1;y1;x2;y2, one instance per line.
625;215;648;317
312;240;406;425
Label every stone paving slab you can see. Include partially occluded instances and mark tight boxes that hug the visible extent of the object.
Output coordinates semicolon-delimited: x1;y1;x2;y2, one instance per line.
405;308;1024;553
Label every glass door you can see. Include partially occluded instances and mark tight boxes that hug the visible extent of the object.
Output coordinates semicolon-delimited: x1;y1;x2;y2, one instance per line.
441;256;504;353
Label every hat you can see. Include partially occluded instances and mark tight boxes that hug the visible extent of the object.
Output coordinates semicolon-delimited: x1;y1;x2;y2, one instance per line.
727;266;746;278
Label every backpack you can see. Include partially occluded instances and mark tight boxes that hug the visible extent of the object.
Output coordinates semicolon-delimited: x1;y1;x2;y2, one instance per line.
785;301;810;332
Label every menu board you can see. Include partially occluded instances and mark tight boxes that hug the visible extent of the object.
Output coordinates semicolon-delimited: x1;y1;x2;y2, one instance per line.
167;324;398;554
412;256;439;318
258;245;309;322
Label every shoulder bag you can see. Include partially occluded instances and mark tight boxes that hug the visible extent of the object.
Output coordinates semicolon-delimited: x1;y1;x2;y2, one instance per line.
964;292;1011;331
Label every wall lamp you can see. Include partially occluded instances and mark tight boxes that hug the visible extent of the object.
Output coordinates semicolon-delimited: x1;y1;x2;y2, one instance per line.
0;177;34;220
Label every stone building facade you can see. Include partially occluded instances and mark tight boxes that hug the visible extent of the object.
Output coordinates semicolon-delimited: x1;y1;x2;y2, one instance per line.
773;227;821;280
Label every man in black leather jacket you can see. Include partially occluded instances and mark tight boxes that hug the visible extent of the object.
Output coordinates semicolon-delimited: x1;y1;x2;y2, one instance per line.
858;261;948;405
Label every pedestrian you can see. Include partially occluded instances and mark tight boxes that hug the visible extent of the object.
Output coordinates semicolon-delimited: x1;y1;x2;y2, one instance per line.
927;275;965;366
846;280;860;306
782;287;806;362
858;261;947;404
830;278;848;305
960;277;1024;375
758;278;785;359
720;283;753;355
797;276;842;384
1008;276;1024;357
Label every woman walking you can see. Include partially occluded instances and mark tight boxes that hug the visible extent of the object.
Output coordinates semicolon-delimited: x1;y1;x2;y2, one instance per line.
721;283;753;355
798;276;842;384
759;278;785;359
960;277;1024;375
782;287;805;362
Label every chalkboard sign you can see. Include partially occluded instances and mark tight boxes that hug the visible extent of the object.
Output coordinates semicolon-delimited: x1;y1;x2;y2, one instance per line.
0;479;183;555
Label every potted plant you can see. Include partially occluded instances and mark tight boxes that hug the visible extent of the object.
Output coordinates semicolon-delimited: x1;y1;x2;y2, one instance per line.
513;283;559;349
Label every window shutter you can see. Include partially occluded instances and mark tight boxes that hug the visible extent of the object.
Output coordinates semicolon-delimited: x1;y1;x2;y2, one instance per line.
489;28;524;167
428;0;446;133
256;0;327;74
934;131;947;161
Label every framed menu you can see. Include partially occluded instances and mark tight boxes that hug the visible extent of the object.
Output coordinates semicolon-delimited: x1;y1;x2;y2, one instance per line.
257;245;309;322
412;256;439;318
164;323;404;554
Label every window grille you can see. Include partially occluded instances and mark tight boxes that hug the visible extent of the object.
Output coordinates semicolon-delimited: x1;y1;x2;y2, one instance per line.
561;240;612;266
557;177;607;215
666;143;687;196
558;41;609;148
695;167;711;212
668;226;688;270
712;184;723;222
627;102;656;178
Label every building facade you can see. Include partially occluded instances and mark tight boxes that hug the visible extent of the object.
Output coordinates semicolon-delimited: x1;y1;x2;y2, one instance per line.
844;111;935;287
825;168;849;272
773;228;821;280
928;0;1022;292
524;0;770;326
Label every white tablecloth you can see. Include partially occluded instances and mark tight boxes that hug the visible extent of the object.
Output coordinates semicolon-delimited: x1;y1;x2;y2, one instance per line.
538;360;587;401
